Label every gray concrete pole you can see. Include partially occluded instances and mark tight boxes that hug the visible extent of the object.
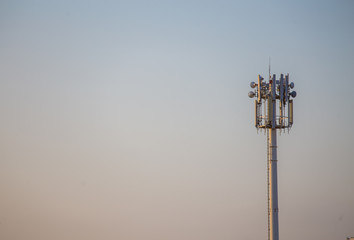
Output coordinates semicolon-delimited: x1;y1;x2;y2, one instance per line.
269;127;279;240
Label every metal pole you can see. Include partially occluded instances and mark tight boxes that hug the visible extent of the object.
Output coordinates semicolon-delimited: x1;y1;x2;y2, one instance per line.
269;127;279;240
269;78;279;240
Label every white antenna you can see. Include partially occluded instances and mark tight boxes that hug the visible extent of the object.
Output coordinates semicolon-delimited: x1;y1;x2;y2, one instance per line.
269;57;271;81
248;69;297;240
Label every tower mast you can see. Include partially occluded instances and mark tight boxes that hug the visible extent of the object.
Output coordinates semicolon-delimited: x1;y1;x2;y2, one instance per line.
248;72;297;240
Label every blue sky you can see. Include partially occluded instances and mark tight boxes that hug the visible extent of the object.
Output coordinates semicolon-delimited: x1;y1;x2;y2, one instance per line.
1;1;354;240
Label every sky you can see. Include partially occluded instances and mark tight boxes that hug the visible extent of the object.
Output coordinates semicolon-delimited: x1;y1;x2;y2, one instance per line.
1;0;354;240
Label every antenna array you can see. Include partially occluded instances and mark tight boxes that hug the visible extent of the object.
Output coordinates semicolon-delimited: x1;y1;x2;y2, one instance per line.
249;74;296;130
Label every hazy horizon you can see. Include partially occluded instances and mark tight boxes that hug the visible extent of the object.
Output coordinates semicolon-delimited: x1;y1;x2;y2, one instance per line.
1;1;354;240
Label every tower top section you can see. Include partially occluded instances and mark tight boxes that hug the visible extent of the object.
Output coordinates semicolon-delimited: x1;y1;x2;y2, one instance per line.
248;74;297;129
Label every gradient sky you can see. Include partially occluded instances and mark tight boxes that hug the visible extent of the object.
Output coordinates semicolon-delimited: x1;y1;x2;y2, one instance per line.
1;1;354;240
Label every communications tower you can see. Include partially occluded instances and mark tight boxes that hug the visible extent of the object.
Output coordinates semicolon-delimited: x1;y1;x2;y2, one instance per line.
248;73;297;240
